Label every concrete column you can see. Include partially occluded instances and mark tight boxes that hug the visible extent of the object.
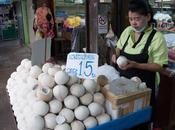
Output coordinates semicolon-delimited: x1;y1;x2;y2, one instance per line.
21;0;30;45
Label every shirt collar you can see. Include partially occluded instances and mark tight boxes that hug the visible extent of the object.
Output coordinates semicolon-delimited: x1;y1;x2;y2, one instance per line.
144;25;153;33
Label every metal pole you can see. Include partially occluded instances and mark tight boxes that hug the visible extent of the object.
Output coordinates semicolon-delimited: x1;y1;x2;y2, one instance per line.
45;37;47;62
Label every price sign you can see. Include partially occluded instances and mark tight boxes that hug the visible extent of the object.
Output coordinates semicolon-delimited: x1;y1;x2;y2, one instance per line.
66;52;99;79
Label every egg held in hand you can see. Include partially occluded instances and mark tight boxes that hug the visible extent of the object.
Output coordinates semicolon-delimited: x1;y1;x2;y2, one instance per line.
116;56;128;69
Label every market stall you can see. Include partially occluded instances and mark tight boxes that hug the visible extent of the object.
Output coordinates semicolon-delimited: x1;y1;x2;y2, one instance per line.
6;54;153;130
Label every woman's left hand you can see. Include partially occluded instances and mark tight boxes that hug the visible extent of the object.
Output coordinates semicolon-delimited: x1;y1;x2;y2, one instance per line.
120;60;138;70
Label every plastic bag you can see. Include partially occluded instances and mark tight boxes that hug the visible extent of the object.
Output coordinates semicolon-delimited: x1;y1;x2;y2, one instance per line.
95;63;120;82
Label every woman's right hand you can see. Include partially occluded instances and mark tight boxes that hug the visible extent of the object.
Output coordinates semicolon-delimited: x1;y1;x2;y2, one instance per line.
112;54;117;64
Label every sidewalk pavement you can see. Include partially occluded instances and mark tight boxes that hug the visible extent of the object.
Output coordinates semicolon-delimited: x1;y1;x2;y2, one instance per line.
0;40;30;130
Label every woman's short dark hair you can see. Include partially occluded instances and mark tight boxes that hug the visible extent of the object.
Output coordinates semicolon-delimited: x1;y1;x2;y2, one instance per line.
128;0;154;24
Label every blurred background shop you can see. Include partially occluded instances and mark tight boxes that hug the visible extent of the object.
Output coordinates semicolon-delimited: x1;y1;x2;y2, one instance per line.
0;0;25;44
1;0;175;51
30;0;175;63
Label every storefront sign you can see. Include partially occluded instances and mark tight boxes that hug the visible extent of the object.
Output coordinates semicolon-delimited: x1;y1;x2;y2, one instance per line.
98;15;108;34
66;52;99;79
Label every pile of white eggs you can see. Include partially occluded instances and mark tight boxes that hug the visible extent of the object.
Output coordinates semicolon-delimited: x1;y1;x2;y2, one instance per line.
6;59;111;130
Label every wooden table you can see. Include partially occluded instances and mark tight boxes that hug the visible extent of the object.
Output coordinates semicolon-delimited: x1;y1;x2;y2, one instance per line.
155;68;175;129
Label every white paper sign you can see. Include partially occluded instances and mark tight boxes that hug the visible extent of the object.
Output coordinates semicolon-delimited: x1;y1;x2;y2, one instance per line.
66;52;99;79
98;15;108;34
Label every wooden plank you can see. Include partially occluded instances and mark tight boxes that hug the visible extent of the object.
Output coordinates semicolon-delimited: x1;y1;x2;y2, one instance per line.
156;72;175;128
86;0;98;53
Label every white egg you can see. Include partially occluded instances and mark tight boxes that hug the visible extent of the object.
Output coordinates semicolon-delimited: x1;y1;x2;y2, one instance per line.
116;56;128;68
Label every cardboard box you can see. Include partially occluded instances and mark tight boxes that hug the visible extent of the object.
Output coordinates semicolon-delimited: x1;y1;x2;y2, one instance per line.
102;87;151;119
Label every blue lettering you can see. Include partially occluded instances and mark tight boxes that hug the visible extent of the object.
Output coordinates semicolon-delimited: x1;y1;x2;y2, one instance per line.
66;68;78;75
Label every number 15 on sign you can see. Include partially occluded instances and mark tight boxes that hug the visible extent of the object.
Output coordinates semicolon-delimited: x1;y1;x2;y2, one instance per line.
66;52;99;79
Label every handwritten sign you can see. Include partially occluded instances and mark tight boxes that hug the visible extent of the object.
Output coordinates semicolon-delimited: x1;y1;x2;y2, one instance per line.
66;52;99;79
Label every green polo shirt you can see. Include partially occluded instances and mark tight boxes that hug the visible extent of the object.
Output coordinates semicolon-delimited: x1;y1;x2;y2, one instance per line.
116;26;168;85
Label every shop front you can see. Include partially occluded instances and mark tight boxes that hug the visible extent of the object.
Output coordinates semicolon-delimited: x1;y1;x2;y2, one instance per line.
0;0;26;44
0;0;17;41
